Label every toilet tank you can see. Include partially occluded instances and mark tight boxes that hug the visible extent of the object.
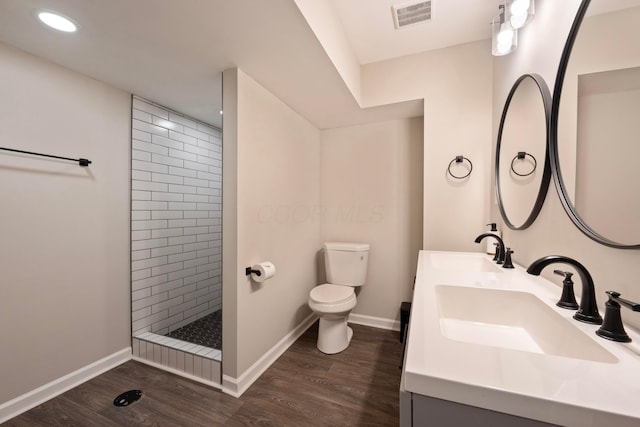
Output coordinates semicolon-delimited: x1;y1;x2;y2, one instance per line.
323;242;370;286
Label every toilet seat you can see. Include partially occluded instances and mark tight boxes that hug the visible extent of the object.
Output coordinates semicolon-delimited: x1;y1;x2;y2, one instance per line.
310;284;354;304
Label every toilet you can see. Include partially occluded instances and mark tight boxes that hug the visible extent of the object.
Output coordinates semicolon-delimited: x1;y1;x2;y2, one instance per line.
308;242;370;354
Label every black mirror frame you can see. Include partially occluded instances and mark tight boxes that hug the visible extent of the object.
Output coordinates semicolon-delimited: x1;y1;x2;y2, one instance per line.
549;0;640;249
496;73;552;230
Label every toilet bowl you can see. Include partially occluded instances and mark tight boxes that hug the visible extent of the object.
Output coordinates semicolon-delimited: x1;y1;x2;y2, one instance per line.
309;284;357;354
308;242;369;354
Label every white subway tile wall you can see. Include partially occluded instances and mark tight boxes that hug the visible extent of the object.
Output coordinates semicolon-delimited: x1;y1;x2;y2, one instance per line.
131;96;222;336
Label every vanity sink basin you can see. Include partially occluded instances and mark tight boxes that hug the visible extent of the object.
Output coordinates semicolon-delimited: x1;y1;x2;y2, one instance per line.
435;285;617;363
427;252;502;273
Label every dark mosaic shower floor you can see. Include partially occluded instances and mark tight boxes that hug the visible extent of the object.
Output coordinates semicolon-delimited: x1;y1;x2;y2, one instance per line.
165;310;221;350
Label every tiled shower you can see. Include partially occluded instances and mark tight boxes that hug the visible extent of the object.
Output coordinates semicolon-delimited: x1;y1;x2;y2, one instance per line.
130;96;222;383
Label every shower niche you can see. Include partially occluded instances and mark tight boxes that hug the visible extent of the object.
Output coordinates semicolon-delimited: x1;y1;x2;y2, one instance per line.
129;96;222;385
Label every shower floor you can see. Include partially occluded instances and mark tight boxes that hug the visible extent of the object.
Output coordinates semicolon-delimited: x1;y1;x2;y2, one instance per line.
165;310;221;350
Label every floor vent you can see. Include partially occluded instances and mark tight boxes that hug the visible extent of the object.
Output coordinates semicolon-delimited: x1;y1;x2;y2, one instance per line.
113;390;142;407
392;0;432;29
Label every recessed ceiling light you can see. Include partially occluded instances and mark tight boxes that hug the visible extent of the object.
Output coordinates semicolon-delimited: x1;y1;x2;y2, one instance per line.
37;11;78;33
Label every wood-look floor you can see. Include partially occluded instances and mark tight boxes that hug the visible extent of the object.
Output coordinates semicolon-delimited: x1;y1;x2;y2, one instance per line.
6;323;402;426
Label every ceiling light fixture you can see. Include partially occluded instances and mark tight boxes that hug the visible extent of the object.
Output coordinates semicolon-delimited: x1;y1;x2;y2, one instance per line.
37;11;78;33
491;4;517;56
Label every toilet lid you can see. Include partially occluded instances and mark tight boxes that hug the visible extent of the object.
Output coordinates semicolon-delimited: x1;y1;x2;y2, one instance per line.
310;284;354;304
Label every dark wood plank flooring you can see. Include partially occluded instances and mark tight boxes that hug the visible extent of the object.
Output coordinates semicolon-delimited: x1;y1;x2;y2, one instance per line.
5;323;402;426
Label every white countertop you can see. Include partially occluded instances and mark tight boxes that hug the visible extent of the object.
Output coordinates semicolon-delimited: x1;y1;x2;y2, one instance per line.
403;250;640;427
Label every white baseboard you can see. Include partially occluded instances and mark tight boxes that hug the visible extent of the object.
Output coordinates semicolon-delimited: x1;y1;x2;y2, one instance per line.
222;313;318;398
0;347;131;424
131;356;222;389
349;313;400;331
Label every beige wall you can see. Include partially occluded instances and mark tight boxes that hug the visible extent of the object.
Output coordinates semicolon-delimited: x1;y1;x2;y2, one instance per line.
492;1;640;330
320;118;423;321
0;42;131;403
223;68;321;378
222;69;240;377
362;41;493;251
293;0;361;102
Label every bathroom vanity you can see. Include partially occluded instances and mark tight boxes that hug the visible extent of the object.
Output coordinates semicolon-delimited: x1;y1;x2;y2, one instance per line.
400;251;640;427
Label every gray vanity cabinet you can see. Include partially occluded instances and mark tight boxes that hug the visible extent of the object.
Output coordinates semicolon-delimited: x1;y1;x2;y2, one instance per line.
400;378;558;427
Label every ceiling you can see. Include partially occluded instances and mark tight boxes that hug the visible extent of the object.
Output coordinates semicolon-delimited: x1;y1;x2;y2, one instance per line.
0;0;502;130
330;0;497;64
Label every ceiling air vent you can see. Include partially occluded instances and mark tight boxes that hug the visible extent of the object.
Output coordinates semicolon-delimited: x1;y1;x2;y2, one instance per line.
392;0;432;29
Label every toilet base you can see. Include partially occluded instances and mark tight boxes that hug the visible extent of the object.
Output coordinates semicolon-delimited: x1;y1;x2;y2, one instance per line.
316;316;353;354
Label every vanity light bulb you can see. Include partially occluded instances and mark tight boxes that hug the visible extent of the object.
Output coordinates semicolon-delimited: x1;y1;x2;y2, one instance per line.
510;0;530;16
510;13;528;29
497;42;513;54
508;0;534;29
497;28;514;45
491;11;518;56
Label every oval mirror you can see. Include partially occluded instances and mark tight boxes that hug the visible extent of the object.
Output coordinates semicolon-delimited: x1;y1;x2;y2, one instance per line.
496;74;552;230
551;0;640;248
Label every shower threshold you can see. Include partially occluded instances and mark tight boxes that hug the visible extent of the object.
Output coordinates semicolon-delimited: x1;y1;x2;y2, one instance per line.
134;332;221;362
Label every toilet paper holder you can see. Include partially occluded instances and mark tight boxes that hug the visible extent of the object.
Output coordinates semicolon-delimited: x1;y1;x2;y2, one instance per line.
245;267;262;277
245;262;276;283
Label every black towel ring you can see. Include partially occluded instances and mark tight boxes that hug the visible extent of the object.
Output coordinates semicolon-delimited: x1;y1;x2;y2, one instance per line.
447;155;473;179
510;151;537;177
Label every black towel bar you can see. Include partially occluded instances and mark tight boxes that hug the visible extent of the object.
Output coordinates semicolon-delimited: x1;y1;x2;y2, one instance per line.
0;147;91;167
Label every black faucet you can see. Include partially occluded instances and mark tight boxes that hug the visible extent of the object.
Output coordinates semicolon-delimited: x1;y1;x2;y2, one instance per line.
474;233;506;265
526;256;602;325
596;291;640;342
